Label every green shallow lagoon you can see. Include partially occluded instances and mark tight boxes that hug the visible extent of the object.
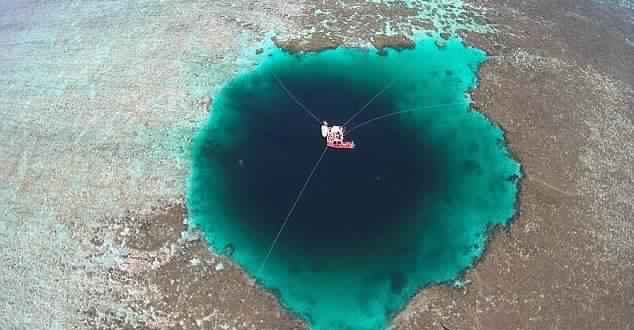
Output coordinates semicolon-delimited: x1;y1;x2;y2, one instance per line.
187;36;521;330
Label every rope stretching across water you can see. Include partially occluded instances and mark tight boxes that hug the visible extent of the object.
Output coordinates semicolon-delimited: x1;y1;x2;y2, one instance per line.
255;145;328;275
342;77;398;127
240;146;328;311
271;71;321;124
347;101;469;134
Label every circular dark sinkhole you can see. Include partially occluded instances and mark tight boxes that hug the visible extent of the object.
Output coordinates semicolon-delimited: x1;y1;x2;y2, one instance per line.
187;37;521;330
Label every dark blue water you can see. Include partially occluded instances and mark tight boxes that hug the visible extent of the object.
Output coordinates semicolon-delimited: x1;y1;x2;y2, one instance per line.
187;36;521;330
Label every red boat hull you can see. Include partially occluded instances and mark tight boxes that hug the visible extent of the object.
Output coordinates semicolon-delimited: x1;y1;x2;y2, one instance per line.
327;141;355;149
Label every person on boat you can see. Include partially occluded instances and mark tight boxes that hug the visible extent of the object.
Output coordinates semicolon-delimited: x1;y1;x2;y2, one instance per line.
321;121;329;138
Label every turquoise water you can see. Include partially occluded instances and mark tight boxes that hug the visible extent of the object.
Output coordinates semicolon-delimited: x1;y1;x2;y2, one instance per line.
187;36;521;330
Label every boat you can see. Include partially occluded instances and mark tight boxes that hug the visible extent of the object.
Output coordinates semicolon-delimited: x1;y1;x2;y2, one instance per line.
321;121;355;149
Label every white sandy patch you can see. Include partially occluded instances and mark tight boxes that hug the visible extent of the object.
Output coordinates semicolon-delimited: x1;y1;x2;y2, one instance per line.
0;0;303;328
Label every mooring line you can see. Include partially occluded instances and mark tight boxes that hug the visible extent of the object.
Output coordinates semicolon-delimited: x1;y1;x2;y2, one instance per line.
347;108;418;133
343;77;398;127
526;173;580;197
271;71;321;124
240;146;328;312
257;145;328;275
347;101;469;133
